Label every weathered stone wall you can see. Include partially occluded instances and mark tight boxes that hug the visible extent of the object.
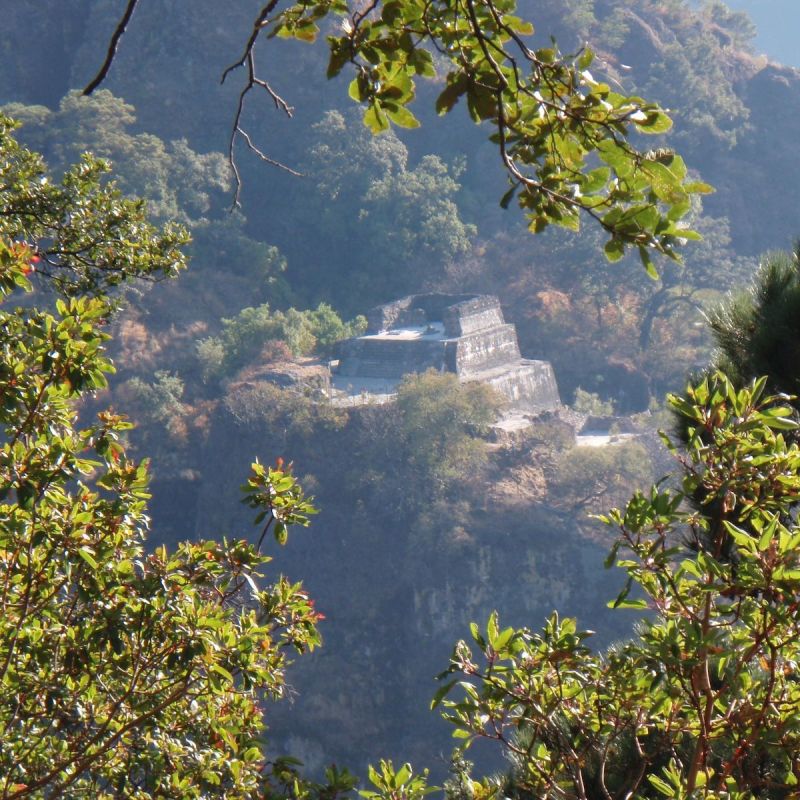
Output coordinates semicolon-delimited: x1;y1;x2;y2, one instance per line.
453;325;521;375
366;296;413;333
443;295;504;336
476;360;561;413
336;337;449;378
413;293;475;322
366;293;476;333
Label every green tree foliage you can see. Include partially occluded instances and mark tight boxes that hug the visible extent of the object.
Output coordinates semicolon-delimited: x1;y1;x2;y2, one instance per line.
550;441;653;514
285;110;476;311
571;388;616;416
348;371;505;514
360;154;476;292
395;371;503;496
0;240;327;795
4;94;291;322
706;247;800;407
185;216;291;317
225;381;348;449
0;122;355;798
122;371;186;426
118;370;190;449
0;114;186;298
636;2;752;150
425;374;800;799
703;0;758;49
3;92;230;224
671;247;800;556
48;0;709;273
218;0;711;269
196;301;367;382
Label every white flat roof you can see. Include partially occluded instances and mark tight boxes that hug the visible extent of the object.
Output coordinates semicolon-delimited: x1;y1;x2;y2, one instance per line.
362;323;449;342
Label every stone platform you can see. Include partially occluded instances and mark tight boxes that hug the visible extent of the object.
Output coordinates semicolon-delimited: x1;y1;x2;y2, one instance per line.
333;293;560;412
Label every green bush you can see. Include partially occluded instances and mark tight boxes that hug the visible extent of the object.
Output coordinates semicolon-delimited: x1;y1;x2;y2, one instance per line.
550;440;653;512
572;387;616;416
122;370;185;426
396;371;504;498
197;302;366;382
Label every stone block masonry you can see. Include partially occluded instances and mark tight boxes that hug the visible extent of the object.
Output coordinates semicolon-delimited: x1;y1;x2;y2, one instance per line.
333;293;561;413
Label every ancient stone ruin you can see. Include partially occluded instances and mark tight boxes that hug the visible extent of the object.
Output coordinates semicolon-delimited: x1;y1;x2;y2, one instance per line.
333;293;561;412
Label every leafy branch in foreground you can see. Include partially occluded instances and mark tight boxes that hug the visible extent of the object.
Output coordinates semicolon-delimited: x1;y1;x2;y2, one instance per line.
429;373;800;799
0;114;187;299
0;126;335;795
87;0;709;269
228;0;711;270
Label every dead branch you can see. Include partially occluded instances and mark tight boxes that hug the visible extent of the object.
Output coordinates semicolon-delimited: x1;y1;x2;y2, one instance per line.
83;0;302;207
223;38;302;208
82;0;141;95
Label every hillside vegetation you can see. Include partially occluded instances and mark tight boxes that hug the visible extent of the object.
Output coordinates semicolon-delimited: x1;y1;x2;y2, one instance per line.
4;0;800;788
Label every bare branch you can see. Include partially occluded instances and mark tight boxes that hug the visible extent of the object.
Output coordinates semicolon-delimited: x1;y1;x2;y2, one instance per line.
226;49;302;208
82;0;141;95
220;1;278;85
222;6;303;207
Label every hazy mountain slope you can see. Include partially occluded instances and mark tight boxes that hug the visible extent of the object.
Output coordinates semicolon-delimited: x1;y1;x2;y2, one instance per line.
714;0;800;66
6;0;800;780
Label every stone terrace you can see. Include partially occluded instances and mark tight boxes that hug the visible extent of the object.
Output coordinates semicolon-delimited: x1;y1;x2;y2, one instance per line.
332;293;561;412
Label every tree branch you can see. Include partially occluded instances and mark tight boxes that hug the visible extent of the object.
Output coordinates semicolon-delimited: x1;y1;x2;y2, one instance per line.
82;0;141;95
222;5;302;207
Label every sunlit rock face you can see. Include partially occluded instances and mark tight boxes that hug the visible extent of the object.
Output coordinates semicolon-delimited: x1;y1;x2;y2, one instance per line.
334;293;561;412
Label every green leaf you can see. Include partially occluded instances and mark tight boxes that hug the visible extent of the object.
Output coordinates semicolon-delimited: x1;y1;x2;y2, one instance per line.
326;42;349;79
348;76;368;102
384;104;420;129
499;184;518;209
636;110;673;134
77;547;99;570
604;540;621;569
381;1;403;25
395;763;411;785
506;15;534;35
274;521;288;546
609;597;648;610
210;663;234;684
765;417;799;431
582;166;610;194
684;180;714;194
638;246;659;279
604;238;625;263
597;140;633;176
363;103;390;133
430;679;457;709
648;774;674;796
436;75;468;115
666;199;691;221
487;611;499;645
16;482;36;510
465;87;496;123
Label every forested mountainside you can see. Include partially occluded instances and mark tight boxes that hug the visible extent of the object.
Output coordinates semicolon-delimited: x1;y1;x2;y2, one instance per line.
4;0;800;784
8;0;800;404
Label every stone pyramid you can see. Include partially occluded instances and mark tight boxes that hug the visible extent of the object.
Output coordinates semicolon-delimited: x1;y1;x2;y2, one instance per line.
333;293;560;413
